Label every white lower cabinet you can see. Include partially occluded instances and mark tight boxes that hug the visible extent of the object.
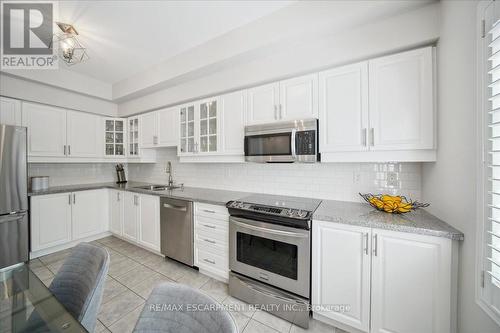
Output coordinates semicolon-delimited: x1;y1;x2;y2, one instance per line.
30;190;107;253
109;190;124;236
122;191;140;242
312;220;456;333
194;203;229;281
138;194;160;251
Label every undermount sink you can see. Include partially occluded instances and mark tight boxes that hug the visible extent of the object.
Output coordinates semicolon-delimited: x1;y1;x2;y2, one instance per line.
133;184;181;191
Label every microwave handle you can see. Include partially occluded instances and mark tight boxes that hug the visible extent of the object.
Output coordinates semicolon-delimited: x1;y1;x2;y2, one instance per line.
291;128;297;160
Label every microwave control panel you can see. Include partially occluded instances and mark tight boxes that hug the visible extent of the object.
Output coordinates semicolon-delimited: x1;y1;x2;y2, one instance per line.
295;130;316;155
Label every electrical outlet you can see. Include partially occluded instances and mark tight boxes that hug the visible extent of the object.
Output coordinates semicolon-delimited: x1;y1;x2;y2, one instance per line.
386;172;399;188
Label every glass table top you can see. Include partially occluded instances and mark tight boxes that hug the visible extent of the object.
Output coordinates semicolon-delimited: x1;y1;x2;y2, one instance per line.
0;263;86;333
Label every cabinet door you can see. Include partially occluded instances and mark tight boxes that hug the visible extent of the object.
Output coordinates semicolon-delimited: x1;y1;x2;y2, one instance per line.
109;190;124;236
128;117;140;157
279;74;318;121
67;111;102;158
72;190;107;239
105;119;126;157
220;91;246;155
247;82;279;125
371;230;452;333
140;111;157;148
319;62;369;152
369;47;434;150
179;104;197;155
123;192;139;242
31;193;72;251
0;97;22;126
22;102;67;157
158;107;178;147
138;194;160;251
312;221;371;332
198;98;219;153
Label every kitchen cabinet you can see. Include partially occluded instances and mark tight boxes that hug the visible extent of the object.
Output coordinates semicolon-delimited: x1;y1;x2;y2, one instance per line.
128;116;140;157
22;102;67;157
67;111;103;158
369;47;434;151
140;111;158;148
71;190;107;239
247;82;280;125
138;194;160;251
31;193;72;251
312;222;371;332
158;107;178;147
104;118;126;157
0;96;22;126
279;74;318;121
312;221;456;333
123;191;140;242
179;103;196;155
319;62;369;152
194;203;229;281
219;90;246;155
109;190;124;236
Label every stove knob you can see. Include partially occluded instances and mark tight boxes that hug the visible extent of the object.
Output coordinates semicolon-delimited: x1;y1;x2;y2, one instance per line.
297;210;308;218
285;209;294;216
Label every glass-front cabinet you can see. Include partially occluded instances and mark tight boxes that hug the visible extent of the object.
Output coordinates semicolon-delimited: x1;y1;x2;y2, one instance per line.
128;116;140;157
179;97;219;156
104;118;125;157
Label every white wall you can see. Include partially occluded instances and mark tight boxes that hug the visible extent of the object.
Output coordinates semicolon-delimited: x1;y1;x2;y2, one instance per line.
128;148;421;202
117;2;440;115
28;163;119;187
422;1;499;332
0;74;117;116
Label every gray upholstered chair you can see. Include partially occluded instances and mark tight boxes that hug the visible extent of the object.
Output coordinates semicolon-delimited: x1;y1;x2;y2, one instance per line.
133;282;237;333
48;242;110;332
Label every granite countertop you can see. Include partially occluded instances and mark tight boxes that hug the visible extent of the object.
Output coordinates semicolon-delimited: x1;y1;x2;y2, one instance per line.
313;200;464;240
28;181;251;206
29;181;464;240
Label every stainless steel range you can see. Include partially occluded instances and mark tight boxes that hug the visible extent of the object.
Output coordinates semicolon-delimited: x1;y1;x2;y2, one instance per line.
226;194;321;328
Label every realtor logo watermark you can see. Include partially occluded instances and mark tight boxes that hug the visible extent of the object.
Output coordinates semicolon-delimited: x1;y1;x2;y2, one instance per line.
1;1;58;69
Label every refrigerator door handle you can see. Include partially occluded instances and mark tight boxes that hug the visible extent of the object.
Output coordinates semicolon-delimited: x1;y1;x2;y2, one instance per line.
0;212;27;224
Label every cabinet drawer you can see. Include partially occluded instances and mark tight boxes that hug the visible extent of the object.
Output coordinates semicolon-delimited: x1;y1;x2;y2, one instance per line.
196;215;228;232
196;232;228;252
196;248;228;272
196;224;228;242
196;203;229;220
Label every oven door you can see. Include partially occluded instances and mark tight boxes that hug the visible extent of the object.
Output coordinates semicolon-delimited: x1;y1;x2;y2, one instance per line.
244;129;296;163
229;216;310;298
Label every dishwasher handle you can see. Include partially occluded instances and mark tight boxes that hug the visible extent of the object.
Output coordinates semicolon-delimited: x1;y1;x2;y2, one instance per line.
163;203;188;212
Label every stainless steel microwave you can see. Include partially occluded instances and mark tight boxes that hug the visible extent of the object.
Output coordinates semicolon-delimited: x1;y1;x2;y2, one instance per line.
244;119;319;163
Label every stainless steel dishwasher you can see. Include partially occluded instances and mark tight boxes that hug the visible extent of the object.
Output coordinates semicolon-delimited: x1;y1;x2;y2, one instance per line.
160;197;194;266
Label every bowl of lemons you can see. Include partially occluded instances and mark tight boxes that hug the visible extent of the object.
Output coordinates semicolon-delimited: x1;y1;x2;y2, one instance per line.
359;193;429;214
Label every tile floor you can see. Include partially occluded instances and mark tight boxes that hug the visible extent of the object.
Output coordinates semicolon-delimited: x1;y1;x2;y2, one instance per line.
30;236;346;333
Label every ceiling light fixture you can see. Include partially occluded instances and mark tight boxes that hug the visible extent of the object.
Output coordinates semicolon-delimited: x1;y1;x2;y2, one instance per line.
53;22;89;66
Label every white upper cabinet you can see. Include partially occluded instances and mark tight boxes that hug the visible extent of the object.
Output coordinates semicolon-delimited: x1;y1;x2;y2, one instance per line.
0;97;22;126
140;111;158;148
127;116;140;157
313;221;371;332
67;111;103;158
220;91;246;155
104;118;126;157
319;62;369;153
369;47;434;151
279;74;318;121
370;230;452;333
158;107;178;147
247;82;280;125
179;103;197;155
198;97;219;153
22;102;67;157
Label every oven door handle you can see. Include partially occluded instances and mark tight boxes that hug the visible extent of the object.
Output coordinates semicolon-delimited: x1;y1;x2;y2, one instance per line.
235;275;306;304
291;128;297;160
233;220;308;238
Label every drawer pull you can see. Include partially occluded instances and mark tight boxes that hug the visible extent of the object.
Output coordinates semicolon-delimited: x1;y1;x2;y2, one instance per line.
203;239;216;244
203;258;216;265
203;224;216;229
202;209;216;213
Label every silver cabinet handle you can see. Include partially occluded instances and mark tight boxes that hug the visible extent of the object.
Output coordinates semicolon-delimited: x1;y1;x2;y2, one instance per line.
153;135;158;145
203;224;216;229
68;145;71;155
203;258;215;264
117;192;120;201
73;193;76;204
274;105;277;120
373;234;378;256
134;195;138;206
369;128;375;146
362;129;368;147
364;233;369;255
68;194;71;205
202;209;216;214
203;239;216;244
63;145;67;156
279;104;282;119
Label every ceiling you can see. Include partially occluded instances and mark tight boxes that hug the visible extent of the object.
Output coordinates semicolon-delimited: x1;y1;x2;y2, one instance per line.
56;1;293;84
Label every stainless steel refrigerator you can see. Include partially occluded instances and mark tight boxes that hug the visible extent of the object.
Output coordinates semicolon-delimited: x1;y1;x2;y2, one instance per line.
0;124;29;269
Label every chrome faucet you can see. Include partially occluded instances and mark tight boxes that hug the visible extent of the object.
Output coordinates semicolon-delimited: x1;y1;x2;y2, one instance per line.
166;161;174;187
